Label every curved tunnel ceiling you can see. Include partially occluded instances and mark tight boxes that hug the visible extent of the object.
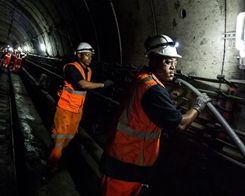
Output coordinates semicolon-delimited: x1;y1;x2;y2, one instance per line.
0;0;121;63
0;0;244;80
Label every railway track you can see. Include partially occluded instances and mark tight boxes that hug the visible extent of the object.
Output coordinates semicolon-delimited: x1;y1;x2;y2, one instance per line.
0;72;17;196
0;70;52;196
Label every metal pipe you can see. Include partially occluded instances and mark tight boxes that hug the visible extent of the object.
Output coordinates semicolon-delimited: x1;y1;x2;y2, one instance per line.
25;59;63;80
176;72;245;86
90;91;120;105
175;78;245;158
27;54;62;61
212;150;245;169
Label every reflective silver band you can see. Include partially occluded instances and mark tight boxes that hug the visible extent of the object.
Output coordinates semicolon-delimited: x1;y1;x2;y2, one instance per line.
64;87;86;95
52;133;74;139
55;143;63;148
117;122;160;139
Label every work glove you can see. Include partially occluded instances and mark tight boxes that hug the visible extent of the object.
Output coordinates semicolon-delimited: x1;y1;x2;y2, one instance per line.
193;93;211;113
103;80;114;88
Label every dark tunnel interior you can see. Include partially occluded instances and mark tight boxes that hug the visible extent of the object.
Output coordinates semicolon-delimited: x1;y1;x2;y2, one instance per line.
0;0;245;196
0;0;122;63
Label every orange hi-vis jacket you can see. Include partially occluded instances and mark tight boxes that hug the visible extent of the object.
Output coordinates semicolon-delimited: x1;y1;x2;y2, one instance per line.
13;54;22;72
13;53;22;69
57;61;92;113
107;71;163;167
3;52;12;67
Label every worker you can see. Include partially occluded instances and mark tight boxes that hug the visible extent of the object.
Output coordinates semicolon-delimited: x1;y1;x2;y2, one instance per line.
1;47;13;71
12;49;23;72
100;34;211;196
48;42;113;172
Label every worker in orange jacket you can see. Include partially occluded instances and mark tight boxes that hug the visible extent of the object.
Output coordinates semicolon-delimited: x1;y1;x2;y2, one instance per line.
100;34;211;196
48;42;113;172
1;49;13;71
12;50;23;72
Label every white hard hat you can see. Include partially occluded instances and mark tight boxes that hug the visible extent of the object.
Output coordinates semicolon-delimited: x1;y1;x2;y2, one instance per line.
75;42;95;54
144;34;182;58
8;47;13;52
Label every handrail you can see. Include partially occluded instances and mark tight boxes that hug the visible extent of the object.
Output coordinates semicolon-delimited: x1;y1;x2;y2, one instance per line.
25;59;63;80
175;78;245;158
26;53;62;61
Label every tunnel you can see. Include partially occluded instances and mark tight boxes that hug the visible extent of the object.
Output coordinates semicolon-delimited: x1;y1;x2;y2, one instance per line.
0;0;245;196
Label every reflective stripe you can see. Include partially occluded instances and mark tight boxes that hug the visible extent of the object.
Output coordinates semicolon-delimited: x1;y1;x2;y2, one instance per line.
52;133;74;139
63;87;86;95
117;122;160;139
139;76;153;84
138;74;165;88
55;143;63;148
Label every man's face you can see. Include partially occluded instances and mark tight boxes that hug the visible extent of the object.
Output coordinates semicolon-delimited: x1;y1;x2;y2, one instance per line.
155;56;177;82
78;52;93;66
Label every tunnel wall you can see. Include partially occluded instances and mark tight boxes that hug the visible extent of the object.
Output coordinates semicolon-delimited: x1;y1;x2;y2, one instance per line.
1;0;244;80
113;0;245;80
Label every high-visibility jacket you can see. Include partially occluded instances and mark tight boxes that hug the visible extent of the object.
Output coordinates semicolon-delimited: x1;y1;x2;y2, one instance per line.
107;71;163;167
13;53;22;71
2;52;12;67
57;61;92;113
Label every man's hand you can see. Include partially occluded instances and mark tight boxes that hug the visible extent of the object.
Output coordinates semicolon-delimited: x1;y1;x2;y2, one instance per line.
104;80;114;88
193;93;211;113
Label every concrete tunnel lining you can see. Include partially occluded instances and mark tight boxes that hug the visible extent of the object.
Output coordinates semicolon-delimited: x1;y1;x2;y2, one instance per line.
0;0;122;63
0;0;243;72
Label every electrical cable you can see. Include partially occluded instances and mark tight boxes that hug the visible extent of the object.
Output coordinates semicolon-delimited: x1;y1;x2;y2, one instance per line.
175;78;245;158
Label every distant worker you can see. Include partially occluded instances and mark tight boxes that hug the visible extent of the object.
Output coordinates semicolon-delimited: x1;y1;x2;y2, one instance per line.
1;47;13;71
48;42;113;172
12;50;23;72
100;34;211;196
